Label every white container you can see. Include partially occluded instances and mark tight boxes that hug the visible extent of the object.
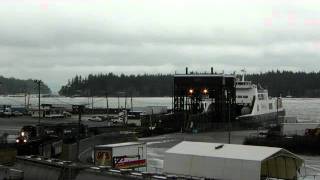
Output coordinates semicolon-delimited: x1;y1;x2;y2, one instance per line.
145;106;167;115
132;106;168;115
94;142;147;169
281;122;320;136
282;116;298;123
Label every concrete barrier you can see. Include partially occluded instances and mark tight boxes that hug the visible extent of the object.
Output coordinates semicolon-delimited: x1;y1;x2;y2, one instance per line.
75;170;132;180
0;165;23;180
14;156;207;180
14;158;61;180
0;146;17;164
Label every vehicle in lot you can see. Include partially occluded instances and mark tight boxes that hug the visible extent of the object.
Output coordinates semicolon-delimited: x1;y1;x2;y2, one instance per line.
88;116;105;122
0;107;12;117
12;111;23;116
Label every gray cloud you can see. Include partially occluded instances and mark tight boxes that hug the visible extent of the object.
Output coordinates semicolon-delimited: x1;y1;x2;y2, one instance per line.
1;0;320;92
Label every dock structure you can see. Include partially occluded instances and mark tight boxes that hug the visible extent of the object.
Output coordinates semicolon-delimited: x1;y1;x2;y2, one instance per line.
173;68;236;130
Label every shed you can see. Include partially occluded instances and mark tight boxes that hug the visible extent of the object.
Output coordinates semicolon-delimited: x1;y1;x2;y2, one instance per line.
164;141;303;180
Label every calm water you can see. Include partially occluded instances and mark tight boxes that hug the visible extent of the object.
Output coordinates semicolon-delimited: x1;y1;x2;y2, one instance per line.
0;96;172;109
283;98;320;122
2;96;320;122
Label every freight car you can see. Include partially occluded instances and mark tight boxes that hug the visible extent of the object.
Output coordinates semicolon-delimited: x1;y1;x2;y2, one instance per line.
15;123;88;157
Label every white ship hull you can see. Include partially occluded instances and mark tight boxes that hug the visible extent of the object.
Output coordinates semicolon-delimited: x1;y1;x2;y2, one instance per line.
203;73;286;126
237;109;286;127
234;74;286;126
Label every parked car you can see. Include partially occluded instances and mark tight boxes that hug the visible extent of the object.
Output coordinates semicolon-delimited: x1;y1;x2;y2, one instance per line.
63;111;72;118
12;111;23;116
3;108;12;116
88;116;104;122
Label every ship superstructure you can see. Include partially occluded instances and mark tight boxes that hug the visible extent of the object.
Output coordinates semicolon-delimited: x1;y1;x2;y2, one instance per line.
235;71;285;122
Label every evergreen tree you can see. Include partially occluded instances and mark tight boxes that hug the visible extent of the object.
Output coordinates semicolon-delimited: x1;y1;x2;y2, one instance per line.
0;76;51;94
59;71;320;97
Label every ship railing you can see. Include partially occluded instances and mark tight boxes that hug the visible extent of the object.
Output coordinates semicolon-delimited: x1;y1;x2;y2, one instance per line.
258;89;268;93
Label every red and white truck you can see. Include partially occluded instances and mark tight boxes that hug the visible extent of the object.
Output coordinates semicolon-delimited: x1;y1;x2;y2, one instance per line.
94;142;147;169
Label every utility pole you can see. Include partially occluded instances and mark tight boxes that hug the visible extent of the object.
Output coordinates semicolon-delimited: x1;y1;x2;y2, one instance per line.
130;95;133;112
276;97;279;123
105;92;109;118
149;109;154;136
34;80;42;125
0;82;3;95
124;93;127;110
24;93;27;110
76;105;83;161
228;93;231;144
117;95;120;112
24;84;27;110
91;96;94;114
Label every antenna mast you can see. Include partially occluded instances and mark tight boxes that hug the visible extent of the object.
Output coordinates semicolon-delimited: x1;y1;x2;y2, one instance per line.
241;69;246;82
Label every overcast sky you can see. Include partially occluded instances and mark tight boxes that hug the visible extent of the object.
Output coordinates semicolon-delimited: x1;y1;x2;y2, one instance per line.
1;0;320;92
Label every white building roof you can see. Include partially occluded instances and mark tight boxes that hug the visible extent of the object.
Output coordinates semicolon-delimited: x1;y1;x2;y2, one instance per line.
95;142;144;148
165;141;303;180
166;141;288;162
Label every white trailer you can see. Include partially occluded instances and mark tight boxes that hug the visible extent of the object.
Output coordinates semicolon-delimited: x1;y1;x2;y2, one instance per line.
281;122;320;136
94;142;147;169
132;106;168;115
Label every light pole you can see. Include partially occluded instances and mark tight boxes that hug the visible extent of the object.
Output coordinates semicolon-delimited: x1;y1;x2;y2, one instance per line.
225;90;231;144
117;95;120;112
276;97;279;123
0;82;3;96
105;92;109;118
130;95;133;112
75;105;84;161
34;80;42;125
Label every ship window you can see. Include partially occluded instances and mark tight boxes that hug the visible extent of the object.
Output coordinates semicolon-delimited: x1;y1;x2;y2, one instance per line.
243;96;248;98
269;103;273;110
277;99;283;108
258;94;264;100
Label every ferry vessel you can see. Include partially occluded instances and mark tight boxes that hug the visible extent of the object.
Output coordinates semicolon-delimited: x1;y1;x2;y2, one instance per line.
234;73;285;123
201;72;286;124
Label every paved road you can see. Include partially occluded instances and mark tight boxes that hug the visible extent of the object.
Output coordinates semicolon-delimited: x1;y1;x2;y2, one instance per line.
0;115;111;135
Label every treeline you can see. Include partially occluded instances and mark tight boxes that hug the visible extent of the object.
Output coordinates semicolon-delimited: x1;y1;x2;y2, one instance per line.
59;71;320;97
246;71;320;97
59;73;173;97
0;76;51;94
